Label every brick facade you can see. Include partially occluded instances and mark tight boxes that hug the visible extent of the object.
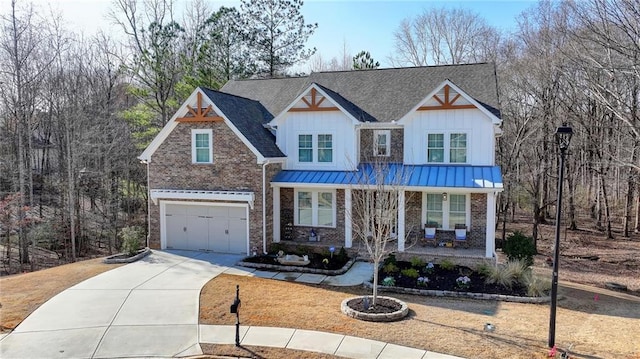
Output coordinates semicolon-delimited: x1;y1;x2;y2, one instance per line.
147;120;280;252
359;128;404;163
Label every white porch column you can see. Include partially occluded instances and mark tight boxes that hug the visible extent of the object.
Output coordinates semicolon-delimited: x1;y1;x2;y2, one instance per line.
485;192;496;258
398;190;406;252
344;188;352;248
273;186;280;243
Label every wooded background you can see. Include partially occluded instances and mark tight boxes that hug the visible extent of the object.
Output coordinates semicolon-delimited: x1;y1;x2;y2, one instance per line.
1;0;638;274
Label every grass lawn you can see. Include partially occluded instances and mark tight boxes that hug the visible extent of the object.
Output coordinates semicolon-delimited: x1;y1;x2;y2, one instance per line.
200;274;640;359
0;258;123;331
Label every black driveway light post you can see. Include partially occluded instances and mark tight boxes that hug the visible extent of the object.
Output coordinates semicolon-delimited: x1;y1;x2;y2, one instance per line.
549;125;573;349
230;285;241;346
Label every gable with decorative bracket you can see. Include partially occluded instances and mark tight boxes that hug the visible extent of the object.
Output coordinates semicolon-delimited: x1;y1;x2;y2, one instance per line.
288;87;339;112
418;84;476;111
177;92;224;122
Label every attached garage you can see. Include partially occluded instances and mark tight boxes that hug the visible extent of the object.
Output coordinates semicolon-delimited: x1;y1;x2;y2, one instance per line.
162;202;249;254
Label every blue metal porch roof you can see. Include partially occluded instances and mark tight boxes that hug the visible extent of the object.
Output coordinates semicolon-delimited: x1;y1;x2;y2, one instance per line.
272;164;503;189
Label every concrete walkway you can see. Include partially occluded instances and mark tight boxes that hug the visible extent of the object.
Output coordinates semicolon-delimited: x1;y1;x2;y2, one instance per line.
0;250;463;359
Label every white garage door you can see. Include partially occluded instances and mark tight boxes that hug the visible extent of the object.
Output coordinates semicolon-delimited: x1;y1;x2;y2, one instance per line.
164;203;248;254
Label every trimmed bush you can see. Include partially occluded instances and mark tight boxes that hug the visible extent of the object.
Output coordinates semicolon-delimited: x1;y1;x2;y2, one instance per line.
120;226;144;256
503;231;536;266
383;262;399;274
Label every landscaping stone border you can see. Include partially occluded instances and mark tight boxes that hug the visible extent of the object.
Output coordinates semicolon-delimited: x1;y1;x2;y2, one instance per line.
237;257;357;275
103;247;152;264
364;281;552;304
341;296;409;322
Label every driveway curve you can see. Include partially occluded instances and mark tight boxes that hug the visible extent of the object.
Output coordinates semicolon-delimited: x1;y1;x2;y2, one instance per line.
0;250;247;358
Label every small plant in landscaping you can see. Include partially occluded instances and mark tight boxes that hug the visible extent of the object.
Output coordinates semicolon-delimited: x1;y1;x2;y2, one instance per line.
410;256;426;268
524;272;552;297
383;253;397;266
417;276;430;287
456;276;471;290
120;226;144;256
439;259;455;271
485;259;528;289
401;268;419;279
382;276;396;286
475;261;493;277
424;262;435;275
503;231;536;267
337;247;349;262
382;262;399;274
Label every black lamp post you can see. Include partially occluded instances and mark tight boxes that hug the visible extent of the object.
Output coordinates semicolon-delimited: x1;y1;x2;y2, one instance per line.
549;125;573;349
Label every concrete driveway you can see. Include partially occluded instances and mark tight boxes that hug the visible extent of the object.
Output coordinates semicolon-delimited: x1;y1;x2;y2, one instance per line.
0;250;249;358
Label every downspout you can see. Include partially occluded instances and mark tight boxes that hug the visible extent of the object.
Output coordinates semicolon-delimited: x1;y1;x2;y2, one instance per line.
142;159;150;249
262;160;272;254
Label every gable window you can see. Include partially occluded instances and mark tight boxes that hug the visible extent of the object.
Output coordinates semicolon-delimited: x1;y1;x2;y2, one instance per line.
192;129;213;164
427;132;468;163
298;135;313;162
427;134;444;162
374;130;390;157
423;193;468;230
450;133;467;163
317;134;333;162
294;189;336;227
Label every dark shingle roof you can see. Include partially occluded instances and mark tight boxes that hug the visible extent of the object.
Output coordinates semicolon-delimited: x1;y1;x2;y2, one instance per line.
314;83;377;123
221;63;501;122
200;88;285;158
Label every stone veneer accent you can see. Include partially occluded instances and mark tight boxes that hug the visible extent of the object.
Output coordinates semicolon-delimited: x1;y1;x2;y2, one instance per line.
147;120;281;252
359;128;404;163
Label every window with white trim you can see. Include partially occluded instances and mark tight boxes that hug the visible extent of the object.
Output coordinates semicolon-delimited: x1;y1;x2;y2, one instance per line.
297;133;334;163
192;129;213;163
450;133;467;163
298;134;313;162
423;193;468;230
317;134;333;162
294;189;336;227
374;130;390;157
427;132;467;163
427;133;444;162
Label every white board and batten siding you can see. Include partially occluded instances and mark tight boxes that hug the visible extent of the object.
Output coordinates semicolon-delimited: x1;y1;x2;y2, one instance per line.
403;108;497;166
276;111;357;171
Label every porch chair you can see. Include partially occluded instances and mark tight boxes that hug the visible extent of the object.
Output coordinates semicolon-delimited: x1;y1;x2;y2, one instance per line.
453;224;468;248
423;223;437;247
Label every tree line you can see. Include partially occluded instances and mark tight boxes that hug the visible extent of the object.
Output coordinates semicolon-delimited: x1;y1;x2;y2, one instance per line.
1;0;638;274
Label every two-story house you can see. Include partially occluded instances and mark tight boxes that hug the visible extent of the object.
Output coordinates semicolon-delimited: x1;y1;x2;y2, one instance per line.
139;63;503;259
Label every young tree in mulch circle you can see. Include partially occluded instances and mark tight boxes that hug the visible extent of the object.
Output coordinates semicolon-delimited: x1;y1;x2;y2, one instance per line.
347;161;414;306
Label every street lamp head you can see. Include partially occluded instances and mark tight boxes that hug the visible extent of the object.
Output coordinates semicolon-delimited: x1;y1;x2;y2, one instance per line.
555;125;573;151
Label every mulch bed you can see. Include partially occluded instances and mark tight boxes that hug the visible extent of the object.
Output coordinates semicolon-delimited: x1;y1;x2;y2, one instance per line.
243;252;349;271
345;297;402;314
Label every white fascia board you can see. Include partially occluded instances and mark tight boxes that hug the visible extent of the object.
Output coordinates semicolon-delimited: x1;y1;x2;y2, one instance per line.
150;189;255;208
268;83;362;127
397;80;502;126
269;182;502;193
138;89;202;162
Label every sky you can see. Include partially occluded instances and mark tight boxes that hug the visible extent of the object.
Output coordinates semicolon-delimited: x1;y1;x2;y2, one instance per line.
2;0;538;69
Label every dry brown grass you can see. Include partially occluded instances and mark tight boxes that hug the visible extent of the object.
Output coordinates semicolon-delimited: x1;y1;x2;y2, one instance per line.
0;258;122;331
200;274;640;359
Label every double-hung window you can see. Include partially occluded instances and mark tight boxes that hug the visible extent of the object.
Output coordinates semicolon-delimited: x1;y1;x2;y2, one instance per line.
374;130;390;157
427;132;467;163
298;135;313;162
423;193;468;230
295;189;336;227
192;129;213;164
450;133;467;163
298;133;333;163
317;134;333;162
427;134;444;162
